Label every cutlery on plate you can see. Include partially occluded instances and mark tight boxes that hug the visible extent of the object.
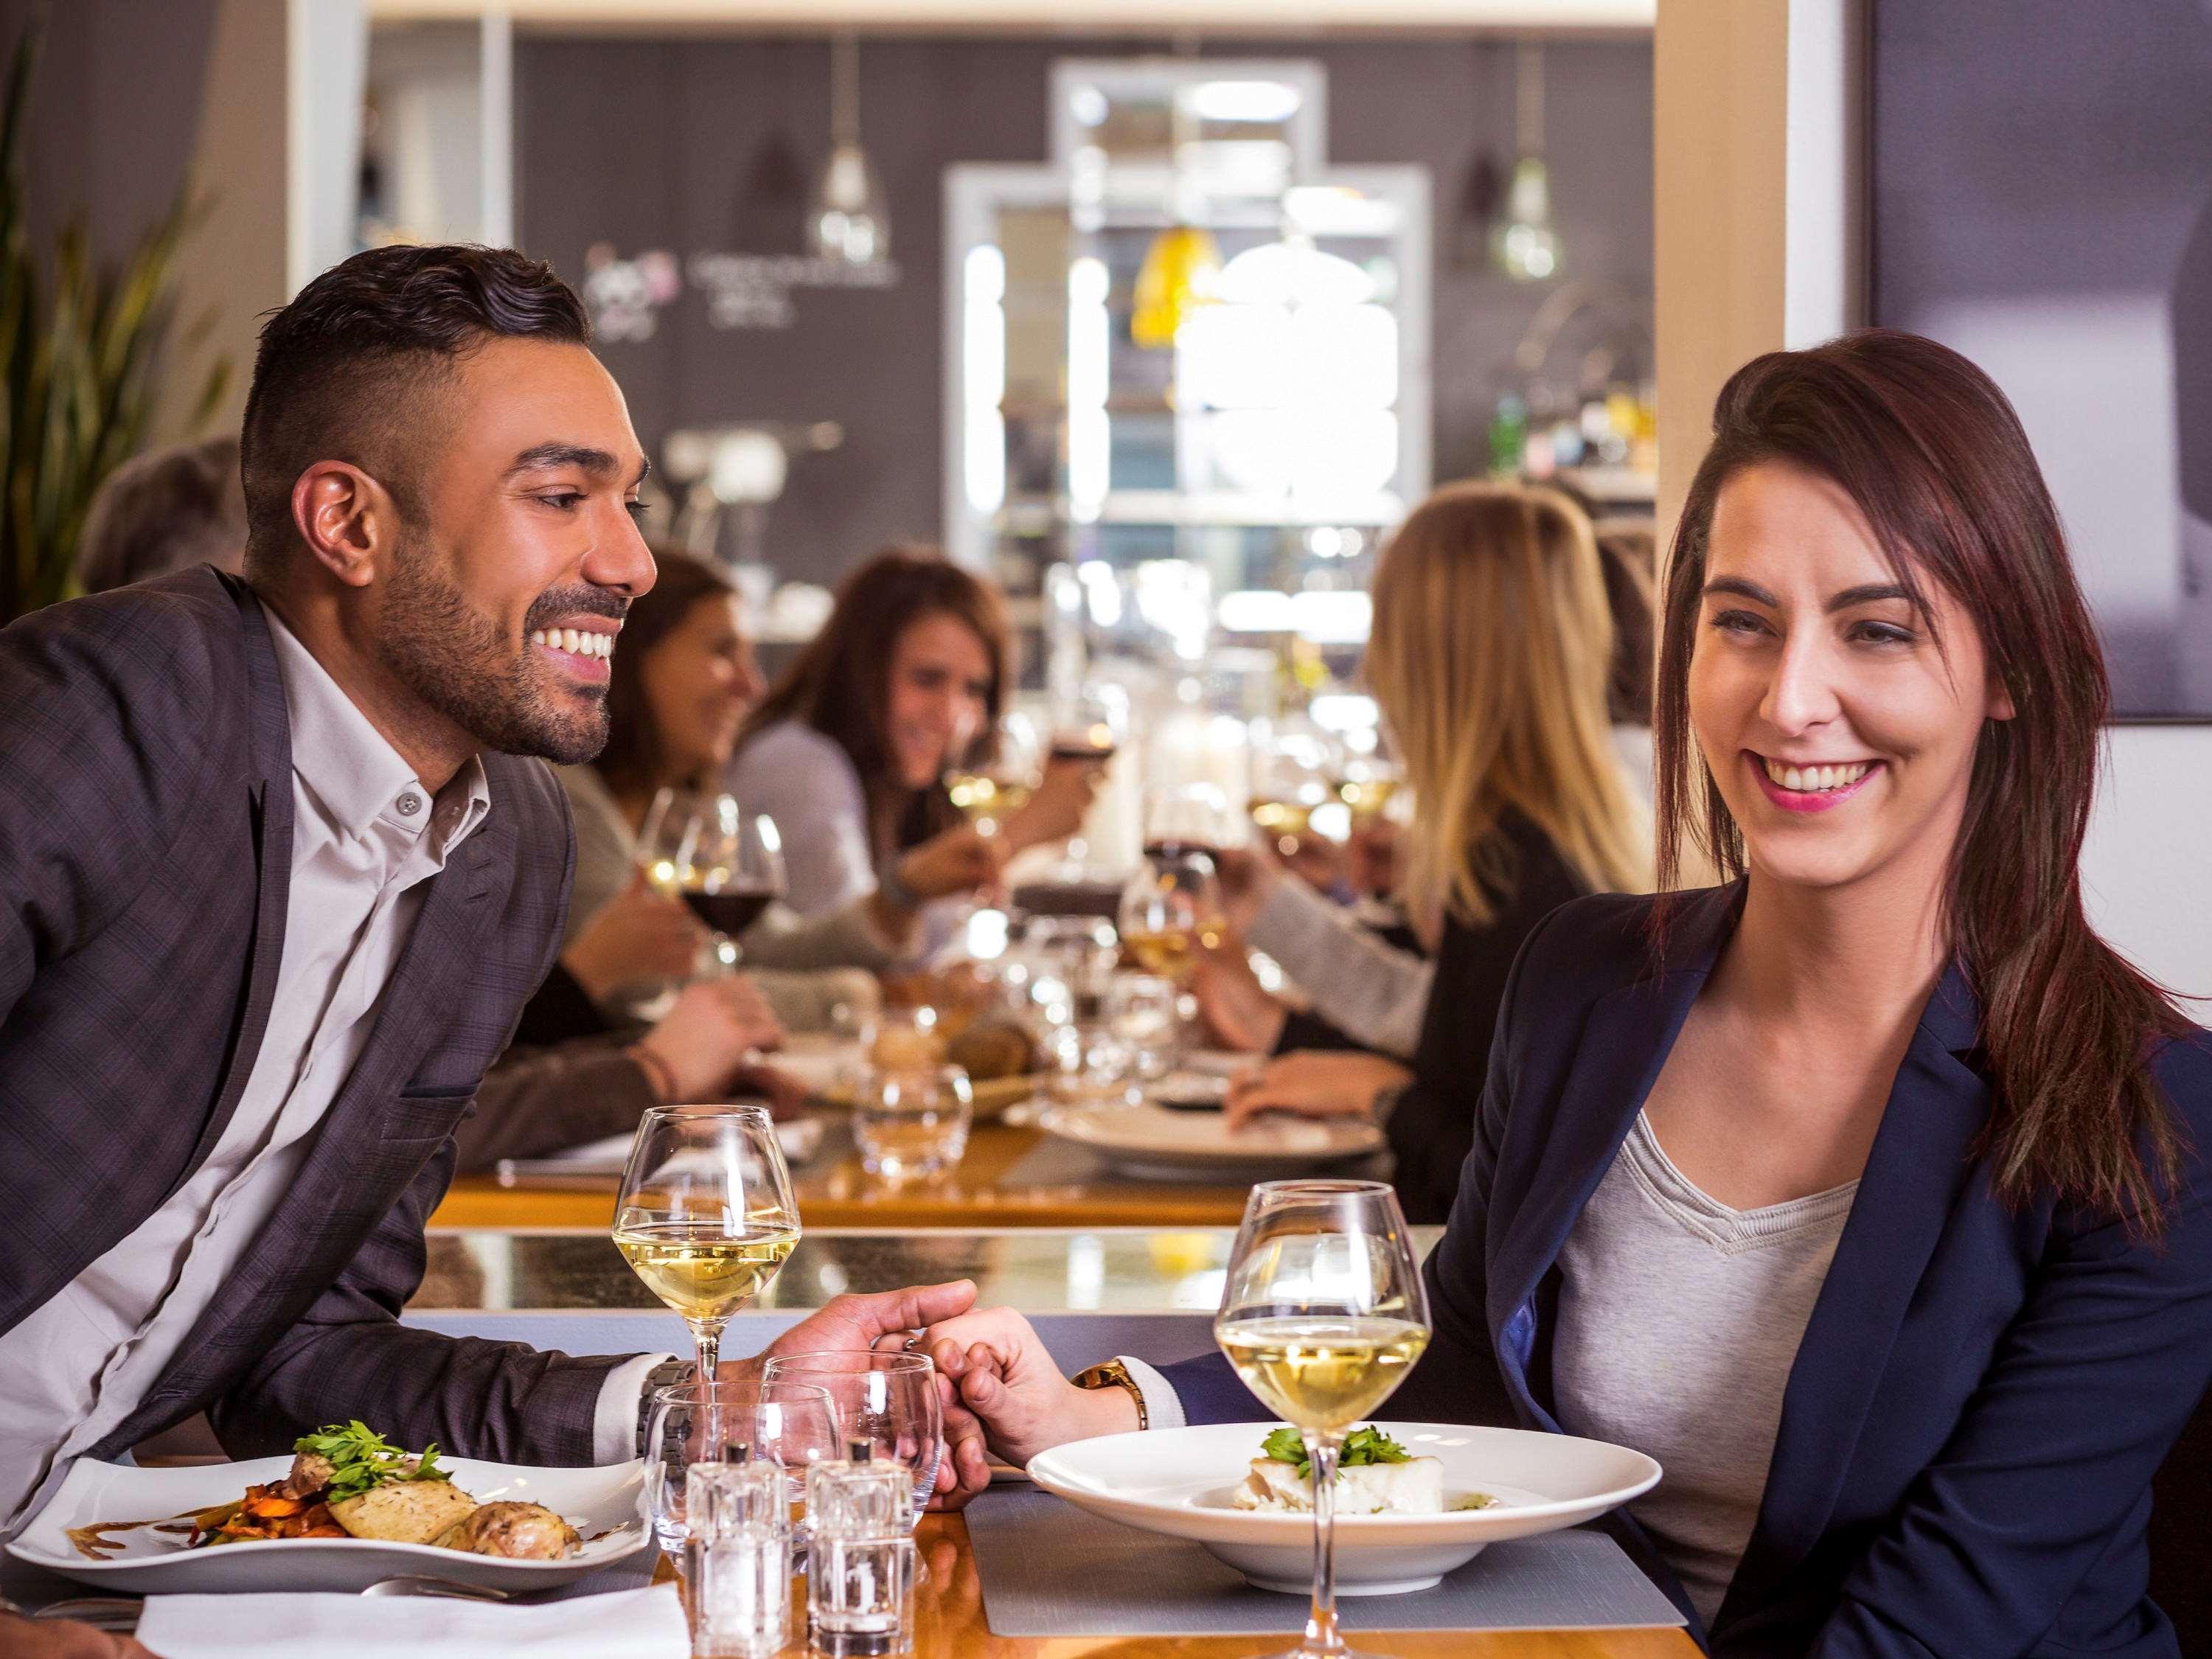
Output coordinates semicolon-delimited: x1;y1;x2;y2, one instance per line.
30;1596;142;1631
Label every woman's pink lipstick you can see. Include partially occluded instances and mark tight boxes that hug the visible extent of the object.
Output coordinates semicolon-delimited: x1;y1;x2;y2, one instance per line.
1748;752;1882;814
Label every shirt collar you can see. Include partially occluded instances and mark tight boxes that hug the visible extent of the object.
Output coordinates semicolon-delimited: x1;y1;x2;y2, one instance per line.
262;608;491;853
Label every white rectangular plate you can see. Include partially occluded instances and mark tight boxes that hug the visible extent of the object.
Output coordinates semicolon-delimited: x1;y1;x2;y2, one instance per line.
8;1456;652;1595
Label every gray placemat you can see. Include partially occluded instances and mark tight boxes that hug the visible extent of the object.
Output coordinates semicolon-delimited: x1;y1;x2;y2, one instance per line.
964;1487;1684;1636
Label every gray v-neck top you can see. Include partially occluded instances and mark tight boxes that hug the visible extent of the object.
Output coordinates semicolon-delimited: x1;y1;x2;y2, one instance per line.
1552;1112;1859;1627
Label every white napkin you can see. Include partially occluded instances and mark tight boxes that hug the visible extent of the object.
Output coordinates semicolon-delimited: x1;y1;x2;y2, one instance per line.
135;1583;692;1659
496;1116;824;1178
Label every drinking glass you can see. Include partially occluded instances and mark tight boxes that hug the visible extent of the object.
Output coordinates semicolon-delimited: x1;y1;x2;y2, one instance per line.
853;1065;973;1181
945;710;1045;838
637;787;787;972
1109;973;1181;1081
1214;1181;1432;1659
1143;782;1240;864
1049;682;1126;765
761;1352;942;1527
1119;850;1228;983
646;1378;844;1558
615;1105;801;1410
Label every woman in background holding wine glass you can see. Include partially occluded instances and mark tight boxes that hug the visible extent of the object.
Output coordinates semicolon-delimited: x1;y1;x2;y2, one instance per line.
557;551;1005;1012
728;546;1104;954
1200;483;1650;1222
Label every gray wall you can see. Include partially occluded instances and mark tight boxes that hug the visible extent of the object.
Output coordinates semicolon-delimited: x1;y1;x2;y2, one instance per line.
515;32;1653;587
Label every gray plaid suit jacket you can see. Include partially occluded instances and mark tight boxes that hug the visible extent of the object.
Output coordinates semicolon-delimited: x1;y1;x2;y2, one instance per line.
0;567;630;1465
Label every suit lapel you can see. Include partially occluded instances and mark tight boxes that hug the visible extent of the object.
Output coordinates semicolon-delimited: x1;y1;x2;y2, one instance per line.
167;583;295;1197
1489;887;1742;1416
125;808;512;1435
1718;965;1989;1629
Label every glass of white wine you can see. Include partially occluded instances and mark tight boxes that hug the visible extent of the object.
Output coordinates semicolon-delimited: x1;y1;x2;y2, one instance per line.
945;710;1044;838
1117;849;1227;983
1214;1180;1431;1659
615;1105;801;1411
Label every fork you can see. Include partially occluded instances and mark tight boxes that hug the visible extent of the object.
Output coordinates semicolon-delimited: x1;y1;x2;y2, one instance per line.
29;1596;142;1632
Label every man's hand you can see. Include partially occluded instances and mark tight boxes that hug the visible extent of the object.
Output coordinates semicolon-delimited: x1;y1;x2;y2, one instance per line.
0;1613;156;1658
892;825;1006;903
632;975;785;1102
1223;1050;1413;1130
712;1281;992;1509
921;1307;1139;1467
561;874;704;1002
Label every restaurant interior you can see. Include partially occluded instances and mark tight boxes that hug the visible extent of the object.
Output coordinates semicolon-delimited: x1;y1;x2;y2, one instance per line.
4;1;2212;1655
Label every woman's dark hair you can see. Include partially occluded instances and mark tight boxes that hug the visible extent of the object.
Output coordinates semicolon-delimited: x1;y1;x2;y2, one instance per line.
240;243;591;582
1655;328;2186;1228
738;546;1009;855
593;549;735;801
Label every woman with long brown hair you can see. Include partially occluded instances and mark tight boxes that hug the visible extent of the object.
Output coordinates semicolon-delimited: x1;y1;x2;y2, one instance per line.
914;333;2212;1658
728;546;1099;936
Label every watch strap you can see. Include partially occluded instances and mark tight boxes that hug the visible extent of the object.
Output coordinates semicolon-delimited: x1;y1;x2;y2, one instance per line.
636;1357;695;1458
1071;1357;1150;1430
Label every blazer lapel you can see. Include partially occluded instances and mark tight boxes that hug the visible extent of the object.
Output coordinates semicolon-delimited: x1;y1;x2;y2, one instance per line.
1489;887;1743;1419
1719;965;1989;1626
128;812;512;1434
167;583;295;1198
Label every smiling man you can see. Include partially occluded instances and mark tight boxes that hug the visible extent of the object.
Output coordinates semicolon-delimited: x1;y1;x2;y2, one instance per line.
0;249;984;1651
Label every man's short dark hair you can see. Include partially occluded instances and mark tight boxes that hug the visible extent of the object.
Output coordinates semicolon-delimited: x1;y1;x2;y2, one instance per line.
239;243;591;583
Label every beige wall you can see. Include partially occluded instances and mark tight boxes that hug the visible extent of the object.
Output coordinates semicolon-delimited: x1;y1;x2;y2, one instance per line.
1652;0;2211;1000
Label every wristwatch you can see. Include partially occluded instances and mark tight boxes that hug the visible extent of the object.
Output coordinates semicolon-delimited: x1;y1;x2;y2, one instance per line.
636;1357;695;1458
1071;1357;1149;1430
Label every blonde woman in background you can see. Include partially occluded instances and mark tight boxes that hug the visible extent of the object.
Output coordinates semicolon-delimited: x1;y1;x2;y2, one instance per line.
1205;481;1649;1220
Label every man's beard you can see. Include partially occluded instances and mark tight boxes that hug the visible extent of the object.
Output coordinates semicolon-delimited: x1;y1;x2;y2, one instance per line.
375;537;618;765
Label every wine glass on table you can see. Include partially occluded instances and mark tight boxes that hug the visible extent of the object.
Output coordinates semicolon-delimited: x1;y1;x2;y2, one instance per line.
637;787;786;974
1214;1180;1431;1659
615;1104;801;1420
761;1351;943;1528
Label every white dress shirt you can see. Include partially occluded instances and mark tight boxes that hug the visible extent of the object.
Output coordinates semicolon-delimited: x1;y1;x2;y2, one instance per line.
0;612;650;1537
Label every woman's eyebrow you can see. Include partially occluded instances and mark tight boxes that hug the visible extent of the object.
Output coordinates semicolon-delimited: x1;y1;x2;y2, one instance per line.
1703;576;1780;605
1825;582;1915;613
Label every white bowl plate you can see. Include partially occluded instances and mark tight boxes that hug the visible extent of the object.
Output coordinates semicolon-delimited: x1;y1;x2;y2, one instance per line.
1026;1422;1660;1595
1037;1102;1383;1180
8;1456;653;1595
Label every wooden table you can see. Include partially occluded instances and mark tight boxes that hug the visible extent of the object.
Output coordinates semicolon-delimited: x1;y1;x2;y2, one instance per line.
431;1120;1261;1231
658;1515;1697;1658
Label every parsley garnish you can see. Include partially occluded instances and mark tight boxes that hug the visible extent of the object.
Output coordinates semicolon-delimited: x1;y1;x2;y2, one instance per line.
1261;1424;1411;1481
293;1422;452;1504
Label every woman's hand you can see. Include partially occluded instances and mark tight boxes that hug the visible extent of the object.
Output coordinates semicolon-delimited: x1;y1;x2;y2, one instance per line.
920;1307;1140;1467
892;824;1006;903
1002;756;1107;852
714;1281;994;1509
1223;1051;1414;1130
630;975;785;1102
1190;939;1288;1054
1209;847;1281;935
726;1060;810;1119
561;874;704;1002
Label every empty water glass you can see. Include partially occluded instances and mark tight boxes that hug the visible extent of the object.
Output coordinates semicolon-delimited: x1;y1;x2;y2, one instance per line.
854;1065;973;1181
764;1352;942;1526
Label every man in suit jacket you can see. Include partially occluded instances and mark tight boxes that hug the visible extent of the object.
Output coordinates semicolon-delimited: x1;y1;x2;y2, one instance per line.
0;245;981;1655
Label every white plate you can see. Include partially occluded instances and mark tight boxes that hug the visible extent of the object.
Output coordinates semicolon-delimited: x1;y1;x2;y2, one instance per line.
1026;1422;1660;1595
8;1456;653;1595
1037;1102;1382;1180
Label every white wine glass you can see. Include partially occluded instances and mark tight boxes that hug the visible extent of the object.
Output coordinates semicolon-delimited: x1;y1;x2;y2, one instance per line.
615;1104;801;1414
1214;1180;1431;1659
636;787;787;973
945;709;1045;838
1118;849;1227;983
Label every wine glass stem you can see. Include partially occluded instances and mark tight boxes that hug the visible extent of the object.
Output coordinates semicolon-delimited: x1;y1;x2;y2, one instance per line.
1302;1429;1346;1655
692;1321;723;1421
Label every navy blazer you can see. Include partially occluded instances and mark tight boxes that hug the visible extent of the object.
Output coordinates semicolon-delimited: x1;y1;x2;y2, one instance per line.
1166;885;2212;1658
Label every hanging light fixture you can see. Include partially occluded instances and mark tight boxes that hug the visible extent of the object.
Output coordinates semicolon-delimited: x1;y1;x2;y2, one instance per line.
1492;41;1561;282
811;31;888;266
1130;82;1220;350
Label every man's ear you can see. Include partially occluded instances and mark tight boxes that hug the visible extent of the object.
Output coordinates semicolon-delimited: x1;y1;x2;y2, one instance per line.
291;461;399;589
